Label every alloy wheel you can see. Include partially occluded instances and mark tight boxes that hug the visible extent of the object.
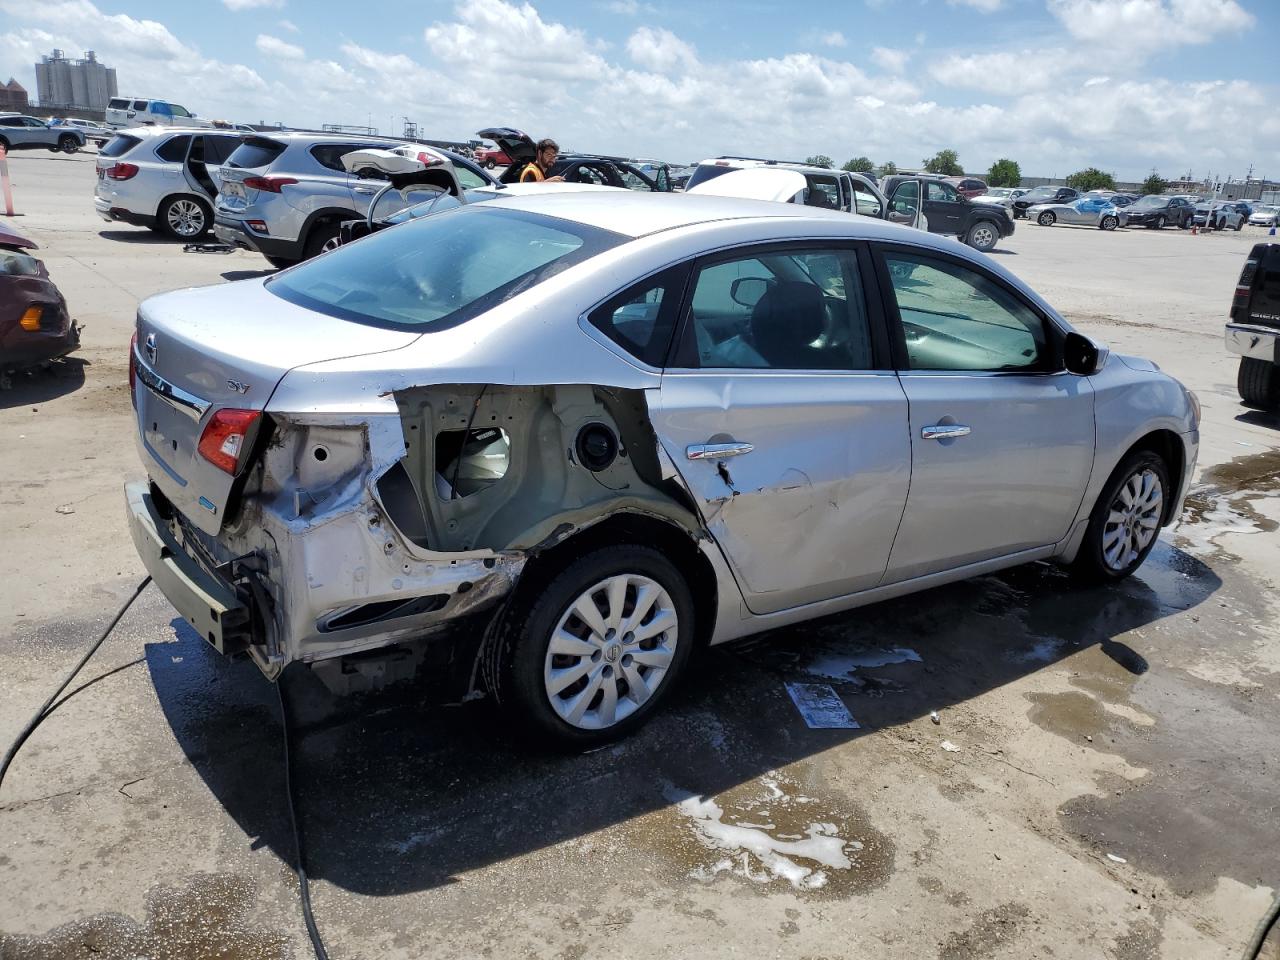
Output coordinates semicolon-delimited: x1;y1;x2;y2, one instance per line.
320;235;341;254
1038;211;1055;226
1102;468;1163;571
969;224;996;249
167;199;206;237
1101;215;1117;231
543;573;679;730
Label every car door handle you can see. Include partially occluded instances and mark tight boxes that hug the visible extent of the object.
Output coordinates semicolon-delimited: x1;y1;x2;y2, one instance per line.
921;424;971;440
686;442;754;460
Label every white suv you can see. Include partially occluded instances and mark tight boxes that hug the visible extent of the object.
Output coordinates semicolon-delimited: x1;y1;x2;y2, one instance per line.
94;127;242;239
685;156;886;216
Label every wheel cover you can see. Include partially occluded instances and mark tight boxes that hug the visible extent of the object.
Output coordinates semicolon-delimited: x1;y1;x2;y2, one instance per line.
320;235;341;253
1102;468;1163;571
971;225;995;247
167;199;205;237
543;573;679;730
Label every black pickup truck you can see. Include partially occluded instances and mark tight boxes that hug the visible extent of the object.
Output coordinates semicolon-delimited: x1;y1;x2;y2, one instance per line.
879;175;1016;252
1227;242;1280;410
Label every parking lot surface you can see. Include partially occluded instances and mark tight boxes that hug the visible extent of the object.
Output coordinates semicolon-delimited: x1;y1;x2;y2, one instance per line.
2;151;1278;960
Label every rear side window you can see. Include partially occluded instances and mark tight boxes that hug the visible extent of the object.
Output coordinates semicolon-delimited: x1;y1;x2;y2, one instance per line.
226;138;286;170
588;265;690;367
203;135;239;165
310;143;376;171
155;135;191;163
100;134;142;158
132;99;149;111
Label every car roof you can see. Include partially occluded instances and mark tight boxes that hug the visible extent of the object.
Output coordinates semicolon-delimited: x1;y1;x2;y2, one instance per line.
467;189;914;240
695;157;844;177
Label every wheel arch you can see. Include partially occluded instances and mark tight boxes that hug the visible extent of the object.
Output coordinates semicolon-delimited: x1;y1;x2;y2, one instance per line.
298;207;352;248
518;510;720;648
1108;429;1186;526
155;190;212;220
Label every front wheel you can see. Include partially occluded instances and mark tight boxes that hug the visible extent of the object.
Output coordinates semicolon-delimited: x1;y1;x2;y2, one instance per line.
302;222;341;260
58;135;79;154
490;544;695;748
1073;450;1170;583
1151;215;1166;229
1037;211;1056;226
1100;214;1118;231
965;221;999;251
1238;357;1280;410
1235;218;1244;231
485;159;496;169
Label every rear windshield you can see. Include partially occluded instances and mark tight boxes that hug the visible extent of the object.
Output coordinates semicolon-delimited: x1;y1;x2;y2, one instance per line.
100;134;142;158
267;206;624;331
107;98;129;110
226;137;286;170
685;164;740;191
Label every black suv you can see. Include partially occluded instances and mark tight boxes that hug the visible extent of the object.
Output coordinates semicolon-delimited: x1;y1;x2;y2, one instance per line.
1121;195;1195;229
880;175;1015;252
1011;185;1078;219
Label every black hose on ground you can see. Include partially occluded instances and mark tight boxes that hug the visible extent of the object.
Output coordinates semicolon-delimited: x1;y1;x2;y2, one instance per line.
1243;895;1280;960
276;668;331;960
0;576;151;796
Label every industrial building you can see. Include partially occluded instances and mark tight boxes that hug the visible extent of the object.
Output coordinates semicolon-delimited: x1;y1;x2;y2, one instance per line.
34;50;117;112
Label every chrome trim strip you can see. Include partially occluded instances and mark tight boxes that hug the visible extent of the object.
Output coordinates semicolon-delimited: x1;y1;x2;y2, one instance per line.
687;441;754;460
134;345;211;421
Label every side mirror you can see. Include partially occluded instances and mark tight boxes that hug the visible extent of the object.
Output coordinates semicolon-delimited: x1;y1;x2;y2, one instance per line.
1064;331;1108;375
730;277;769;308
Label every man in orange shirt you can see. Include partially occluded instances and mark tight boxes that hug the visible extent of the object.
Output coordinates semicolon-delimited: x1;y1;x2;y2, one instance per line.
520;138;565;183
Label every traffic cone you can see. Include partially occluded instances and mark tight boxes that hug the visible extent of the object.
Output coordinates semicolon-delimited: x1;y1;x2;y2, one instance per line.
0;144;15;217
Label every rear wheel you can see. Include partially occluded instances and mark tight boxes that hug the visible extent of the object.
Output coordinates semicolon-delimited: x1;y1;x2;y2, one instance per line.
1238;357;1280;410
1037;211;1056;226
965;221;999;251
1073;450;1169;583
485;159;496;169
1100;214;1118;231
302;221;341;260
489;544;695;748
158;195;211;239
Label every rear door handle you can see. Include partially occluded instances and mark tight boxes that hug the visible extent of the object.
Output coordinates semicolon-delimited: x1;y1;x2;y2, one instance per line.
687;442;754;460
921;424;971;440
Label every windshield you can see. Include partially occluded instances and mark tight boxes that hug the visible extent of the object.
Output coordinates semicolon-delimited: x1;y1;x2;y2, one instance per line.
268;206;624;331
1022;187;1057;200
1132;196;1167;209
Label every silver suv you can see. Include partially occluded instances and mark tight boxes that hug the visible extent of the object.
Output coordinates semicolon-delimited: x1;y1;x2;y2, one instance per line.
0;114;86;153
94;127;242;239
214;132;499;268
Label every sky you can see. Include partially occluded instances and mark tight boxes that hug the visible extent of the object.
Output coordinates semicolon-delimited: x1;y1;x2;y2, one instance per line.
1;0;1275;182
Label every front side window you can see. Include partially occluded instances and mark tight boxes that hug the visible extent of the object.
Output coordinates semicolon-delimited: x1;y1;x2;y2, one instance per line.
804;176;840;209
132;99;149;110
268;206;624;331
618;168;653;192
883;252;1050;372
169;103;192;117
684;248;873;370
587;265;688;367
926;182;960;202
888;181;921;223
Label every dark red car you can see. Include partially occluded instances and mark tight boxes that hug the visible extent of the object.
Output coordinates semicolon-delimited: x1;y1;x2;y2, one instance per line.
944;176;989;200
1;222;78;386
473;143;513;169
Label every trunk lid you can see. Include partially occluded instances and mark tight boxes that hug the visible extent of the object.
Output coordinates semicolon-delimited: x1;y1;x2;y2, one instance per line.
477;127;535;168
134;279;419;534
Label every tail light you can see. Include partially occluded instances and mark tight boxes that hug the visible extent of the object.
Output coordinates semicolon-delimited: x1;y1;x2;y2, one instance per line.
242;176;297;193
1232;257;1258;321
128;331;138;407
106;162;138;180
416;152;442;166
198;409;261;475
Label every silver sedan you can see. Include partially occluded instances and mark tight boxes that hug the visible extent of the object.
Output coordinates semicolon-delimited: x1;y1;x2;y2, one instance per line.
1028;196;1122;230
124;192;1200;745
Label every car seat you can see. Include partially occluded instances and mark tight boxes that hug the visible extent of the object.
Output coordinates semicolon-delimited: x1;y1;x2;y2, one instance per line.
750;281;828;368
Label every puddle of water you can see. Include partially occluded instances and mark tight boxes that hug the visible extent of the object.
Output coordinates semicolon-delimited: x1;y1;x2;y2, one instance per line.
0;873;289;960
1177;447;1280;559
657;770;893;898
801;646;922;682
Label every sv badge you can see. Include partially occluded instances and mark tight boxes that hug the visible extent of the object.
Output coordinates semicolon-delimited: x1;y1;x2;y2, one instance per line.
226;379;251;394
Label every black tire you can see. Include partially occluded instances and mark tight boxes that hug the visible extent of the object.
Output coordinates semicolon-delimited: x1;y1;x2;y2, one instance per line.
1151;215;1166;229
58;135;79;154
489;544;696;749
1238;357;1280;410
485;159;496;169
965;220;999;251
1037;210;1056;226
157;195;211;239
302;221;341;260
1235;217;1244;231
1100;214;1118;231
265;254;299;270
1072;450;1170;583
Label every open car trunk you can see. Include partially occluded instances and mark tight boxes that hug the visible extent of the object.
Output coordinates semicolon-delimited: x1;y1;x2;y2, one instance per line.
477;127;536;184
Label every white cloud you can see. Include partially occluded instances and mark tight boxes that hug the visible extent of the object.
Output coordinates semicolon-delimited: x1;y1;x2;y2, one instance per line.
255;33;303;60
1084;75;1110;86
626;26;698;73
948;0;1003;11
929;51;1067;93
222;0;285;10
871;46;909;72
1047;0;1253;50
801;29;847;49
277;18;299;32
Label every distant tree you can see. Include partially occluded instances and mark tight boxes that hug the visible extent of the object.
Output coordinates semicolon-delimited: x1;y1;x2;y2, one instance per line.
922;149;963;176
1141;172;1168;195
842;156;875;173
1065;167;1117;191
805;154;834;169
987;158;1022;188
879;160;898;176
